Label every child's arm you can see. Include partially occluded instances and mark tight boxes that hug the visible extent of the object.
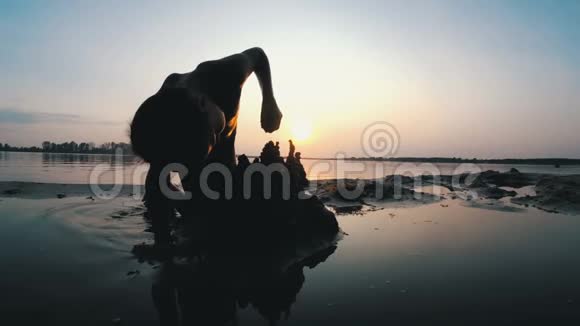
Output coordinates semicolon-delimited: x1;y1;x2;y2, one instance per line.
241;47;282;133
208;47;283;133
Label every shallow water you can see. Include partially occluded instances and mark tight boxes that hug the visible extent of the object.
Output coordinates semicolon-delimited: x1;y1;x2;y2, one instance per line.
0;151;146;184
1;193;579;324
2;152;580;323
1;152;578;184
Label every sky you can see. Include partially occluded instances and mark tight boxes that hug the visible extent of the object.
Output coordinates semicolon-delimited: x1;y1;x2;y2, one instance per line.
1;0;579;158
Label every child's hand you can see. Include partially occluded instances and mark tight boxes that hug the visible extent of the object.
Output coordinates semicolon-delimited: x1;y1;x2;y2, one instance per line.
261;98;282;133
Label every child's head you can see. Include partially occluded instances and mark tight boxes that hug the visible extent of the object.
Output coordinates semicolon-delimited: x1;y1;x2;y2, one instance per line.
130;88;223;166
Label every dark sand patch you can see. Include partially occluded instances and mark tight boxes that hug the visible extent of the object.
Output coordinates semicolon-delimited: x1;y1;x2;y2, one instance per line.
511;175;580;214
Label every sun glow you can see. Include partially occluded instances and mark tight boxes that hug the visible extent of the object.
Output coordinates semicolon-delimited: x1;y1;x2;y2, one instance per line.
290;120;313;142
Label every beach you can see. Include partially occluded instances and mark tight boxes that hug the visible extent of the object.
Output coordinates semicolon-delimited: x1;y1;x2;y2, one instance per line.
2;168;580;324
3;1;580;323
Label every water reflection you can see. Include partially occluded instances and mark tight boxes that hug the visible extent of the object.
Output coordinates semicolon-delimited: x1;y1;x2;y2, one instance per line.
0;152;146;184
2;152;579;185
40;152;138;166
145;239;336;326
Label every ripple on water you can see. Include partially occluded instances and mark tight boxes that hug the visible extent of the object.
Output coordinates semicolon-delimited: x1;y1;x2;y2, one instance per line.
42;196;151;251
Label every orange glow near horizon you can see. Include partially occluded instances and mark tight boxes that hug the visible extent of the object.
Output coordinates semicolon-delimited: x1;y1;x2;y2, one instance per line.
290;119;313;142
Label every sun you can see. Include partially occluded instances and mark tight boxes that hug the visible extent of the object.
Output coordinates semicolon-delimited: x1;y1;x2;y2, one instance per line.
290;120;313;142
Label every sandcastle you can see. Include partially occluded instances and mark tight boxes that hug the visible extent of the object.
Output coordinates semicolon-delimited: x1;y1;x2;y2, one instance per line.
162;140;340;247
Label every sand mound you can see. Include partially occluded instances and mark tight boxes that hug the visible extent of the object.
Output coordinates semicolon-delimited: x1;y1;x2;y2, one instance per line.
511;175;580;214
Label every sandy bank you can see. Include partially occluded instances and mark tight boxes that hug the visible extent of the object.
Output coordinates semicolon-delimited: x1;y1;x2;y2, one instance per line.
311;170;580;215
2;169;579;215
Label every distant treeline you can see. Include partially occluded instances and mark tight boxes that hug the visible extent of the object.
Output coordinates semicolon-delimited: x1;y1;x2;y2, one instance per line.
339;157;580;166
0;142;578;165
0;141;132;154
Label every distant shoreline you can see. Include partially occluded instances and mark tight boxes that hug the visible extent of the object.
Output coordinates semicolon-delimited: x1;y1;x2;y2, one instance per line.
299;157;580;166
3;150;579;166
0;150;136;156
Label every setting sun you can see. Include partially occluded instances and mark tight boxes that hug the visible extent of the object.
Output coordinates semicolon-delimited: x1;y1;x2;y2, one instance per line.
290;120;313;141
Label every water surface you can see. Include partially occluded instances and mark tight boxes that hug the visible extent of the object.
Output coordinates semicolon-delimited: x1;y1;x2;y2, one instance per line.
1;152;578;184
1;152;580;324
1;194;579;324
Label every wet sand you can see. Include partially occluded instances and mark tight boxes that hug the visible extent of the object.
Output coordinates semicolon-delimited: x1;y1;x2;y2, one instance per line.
1;178;580;324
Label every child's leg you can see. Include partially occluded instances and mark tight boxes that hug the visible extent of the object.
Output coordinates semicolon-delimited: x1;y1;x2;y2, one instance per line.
145;163;173;245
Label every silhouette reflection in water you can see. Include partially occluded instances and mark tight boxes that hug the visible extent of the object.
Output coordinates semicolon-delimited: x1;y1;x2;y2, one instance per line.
146;236;337;326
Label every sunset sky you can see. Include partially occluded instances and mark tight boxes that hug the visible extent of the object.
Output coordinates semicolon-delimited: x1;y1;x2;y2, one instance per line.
1;0;579;158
